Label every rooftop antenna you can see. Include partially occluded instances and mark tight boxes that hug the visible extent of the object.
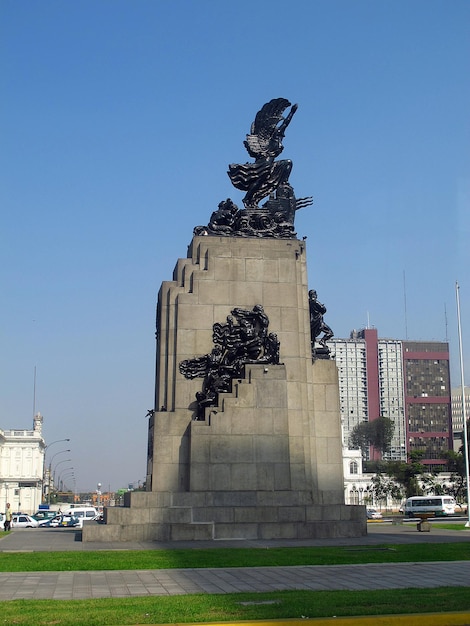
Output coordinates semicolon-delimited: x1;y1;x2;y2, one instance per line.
403;270;408;340
444;302;449;342
366;311;370;329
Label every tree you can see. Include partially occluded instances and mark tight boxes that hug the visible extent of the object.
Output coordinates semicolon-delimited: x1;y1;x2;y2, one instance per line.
421;473;445;496
369;417;395;455
442;450;467;504
370;474;404;510
458;417;470;459
349;422;371;456
385;451;426;498
349;417;395;457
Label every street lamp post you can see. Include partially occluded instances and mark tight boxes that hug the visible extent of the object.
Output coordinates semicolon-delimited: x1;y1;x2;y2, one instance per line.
56;468;73;501
49;459;72;504
59;470;74;492
455;282;470;528
53;459;72;484
49;449;71;465
42;438;70;503
60;473;75;501
48;449;70;484
61;478;74;490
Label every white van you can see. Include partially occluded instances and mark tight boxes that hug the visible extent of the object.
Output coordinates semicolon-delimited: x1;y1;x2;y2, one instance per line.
61;506;98;527
404;496;456;518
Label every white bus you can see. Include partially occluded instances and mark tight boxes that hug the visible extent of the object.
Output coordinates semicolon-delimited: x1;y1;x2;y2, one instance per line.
404;496;456;518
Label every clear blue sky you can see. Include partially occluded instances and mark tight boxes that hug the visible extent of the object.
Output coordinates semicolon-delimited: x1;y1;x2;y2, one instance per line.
1;1;469;491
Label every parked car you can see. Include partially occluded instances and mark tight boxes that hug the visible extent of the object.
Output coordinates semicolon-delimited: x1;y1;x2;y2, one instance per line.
39;514;80;528
11;514;39;528
32;510;57;523
366;509;383;520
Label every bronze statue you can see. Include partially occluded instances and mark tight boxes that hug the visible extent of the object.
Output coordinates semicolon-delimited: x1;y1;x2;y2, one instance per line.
180;306;281;419
194;98;312;239
309;289;333;359
228;98;297;208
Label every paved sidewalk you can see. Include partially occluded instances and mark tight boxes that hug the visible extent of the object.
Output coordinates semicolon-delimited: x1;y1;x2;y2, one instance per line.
0;523;469;600
0;560;469;600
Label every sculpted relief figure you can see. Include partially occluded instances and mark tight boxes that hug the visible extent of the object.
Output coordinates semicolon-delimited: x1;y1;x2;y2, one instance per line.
194;98;312;239
180;305;280;419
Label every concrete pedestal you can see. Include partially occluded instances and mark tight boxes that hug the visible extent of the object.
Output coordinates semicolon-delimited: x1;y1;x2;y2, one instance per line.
83;236;366;542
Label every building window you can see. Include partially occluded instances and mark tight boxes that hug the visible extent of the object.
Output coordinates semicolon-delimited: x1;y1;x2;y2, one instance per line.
349;461;358;475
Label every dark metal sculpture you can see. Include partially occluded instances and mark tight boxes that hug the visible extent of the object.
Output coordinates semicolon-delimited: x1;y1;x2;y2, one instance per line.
309;289;333;360
179;305;280;418
228;98;297;208
194;98;312;239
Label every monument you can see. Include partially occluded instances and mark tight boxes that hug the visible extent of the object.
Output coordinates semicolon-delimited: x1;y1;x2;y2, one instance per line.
83;98;366;541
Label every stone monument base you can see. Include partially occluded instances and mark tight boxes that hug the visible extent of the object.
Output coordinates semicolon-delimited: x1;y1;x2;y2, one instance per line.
83;490;365;542
83;361;366;543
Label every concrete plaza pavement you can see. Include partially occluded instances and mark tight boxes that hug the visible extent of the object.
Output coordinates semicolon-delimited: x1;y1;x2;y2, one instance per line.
0;522;469;601
0;558;469;601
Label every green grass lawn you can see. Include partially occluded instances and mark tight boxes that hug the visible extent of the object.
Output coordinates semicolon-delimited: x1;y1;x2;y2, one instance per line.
1;587;469;625
432;523;469;531
1;536;469;624
0;541;469;572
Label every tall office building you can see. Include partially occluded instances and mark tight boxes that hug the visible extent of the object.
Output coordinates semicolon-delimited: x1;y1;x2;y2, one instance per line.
328;329;452;469
403;340;453;466
451;386;470;450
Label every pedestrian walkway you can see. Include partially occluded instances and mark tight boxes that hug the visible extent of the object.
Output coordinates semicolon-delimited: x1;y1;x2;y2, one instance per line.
0;523;470;626
0;522;469;601
0;560;469;600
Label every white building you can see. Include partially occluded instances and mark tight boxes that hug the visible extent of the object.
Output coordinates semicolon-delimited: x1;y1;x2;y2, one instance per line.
0;413;45;514
377;339;407;460
451;386;470;450
329;329;407;462
342;445;373;505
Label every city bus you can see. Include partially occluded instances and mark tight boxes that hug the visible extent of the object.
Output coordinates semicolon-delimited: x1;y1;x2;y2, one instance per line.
404;495;456;518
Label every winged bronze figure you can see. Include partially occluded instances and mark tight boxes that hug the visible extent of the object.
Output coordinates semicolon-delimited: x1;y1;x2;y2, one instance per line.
193;98;312;239
228;98;298;208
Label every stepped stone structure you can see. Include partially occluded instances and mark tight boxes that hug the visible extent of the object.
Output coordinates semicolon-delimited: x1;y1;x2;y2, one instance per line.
83;98;366;542
83;236;366;541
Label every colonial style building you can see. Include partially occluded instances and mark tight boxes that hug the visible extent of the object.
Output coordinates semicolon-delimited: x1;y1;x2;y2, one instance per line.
343;445;374;505
0;413;45;514
328;329;452;470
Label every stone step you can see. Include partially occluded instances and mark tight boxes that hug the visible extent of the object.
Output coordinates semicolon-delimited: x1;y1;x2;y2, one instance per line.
211;520;366;540
169;521;214;541
170;490;315;508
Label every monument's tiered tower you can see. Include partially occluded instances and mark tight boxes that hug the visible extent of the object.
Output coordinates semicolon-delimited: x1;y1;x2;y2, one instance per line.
83;98;366;542
84;235;366;541
147;234;365;539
